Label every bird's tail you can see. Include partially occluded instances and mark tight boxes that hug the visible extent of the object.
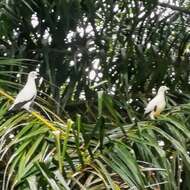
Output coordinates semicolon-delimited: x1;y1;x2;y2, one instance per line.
3;105;18;117
8;104;15;111
3;110;16;117
144;110;151;119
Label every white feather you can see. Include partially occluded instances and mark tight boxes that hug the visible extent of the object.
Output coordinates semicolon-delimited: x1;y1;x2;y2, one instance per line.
145;86;169;119
9;71;38;111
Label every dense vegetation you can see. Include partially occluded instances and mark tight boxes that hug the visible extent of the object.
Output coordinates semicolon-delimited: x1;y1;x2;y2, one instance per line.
0;0;190;189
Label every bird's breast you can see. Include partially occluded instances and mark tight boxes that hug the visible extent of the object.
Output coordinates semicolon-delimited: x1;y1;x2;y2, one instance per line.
154;100;166;116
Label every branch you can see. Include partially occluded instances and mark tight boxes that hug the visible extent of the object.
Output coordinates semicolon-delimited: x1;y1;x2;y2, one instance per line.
0;89;60;132
158;2;190;15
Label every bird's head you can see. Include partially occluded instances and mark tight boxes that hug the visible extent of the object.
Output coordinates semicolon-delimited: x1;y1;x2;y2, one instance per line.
158;86;169;94
28;71;39;80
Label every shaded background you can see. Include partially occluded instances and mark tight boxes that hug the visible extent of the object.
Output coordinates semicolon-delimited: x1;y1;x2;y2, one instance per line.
0;1;190;190
0;0;189;118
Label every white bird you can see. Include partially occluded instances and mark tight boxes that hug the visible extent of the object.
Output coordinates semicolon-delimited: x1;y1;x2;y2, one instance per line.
9;71;39;112
144;86;169;119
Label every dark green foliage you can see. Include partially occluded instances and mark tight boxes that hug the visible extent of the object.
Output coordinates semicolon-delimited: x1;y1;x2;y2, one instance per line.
0;0;189;113
0;0;190;189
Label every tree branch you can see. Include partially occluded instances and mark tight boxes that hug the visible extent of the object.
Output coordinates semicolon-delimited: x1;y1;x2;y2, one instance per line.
158;2;190;15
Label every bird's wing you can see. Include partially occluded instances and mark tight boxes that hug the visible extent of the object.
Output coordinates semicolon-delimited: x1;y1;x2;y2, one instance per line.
14;86;36;104
144;96;160;114
9;86;36;110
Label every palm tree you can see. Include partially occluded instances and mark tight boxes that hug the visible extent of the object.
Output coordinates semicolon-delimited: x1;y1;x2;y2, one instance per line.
0;0;190;189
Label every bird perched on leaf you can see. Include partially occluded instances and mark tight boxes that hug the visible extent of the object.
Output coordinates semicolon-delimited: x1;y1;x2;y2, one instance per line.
8;71;39;112
144;86;169;119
